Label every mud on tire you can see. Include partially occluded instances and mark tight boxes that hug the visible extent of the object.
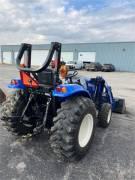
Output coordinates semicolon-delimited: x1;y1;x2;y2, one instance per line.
50;96;96;161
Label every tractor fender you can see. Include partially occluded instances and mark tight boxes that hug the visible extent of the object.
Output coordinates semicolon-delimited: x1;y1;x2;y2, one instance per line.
52;84;90;99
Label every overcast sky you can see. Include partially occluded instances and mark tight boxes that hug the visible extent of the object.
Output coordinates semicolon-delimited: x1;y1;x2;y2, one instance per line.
0;0;135;44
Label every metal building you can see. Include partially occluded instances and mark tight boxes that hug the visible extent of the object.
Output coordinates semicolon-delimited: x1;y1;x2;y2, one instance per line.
0;41;135;72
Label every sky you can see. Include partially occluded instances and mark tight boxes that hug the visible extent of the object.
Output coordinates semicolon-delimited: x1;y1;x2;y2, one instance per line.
0;0;135;44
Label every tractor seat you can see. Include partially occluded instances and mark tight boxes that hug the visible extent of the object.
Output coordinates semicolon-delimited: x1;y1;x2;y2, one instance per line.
37;69;54;87
72;76;88;89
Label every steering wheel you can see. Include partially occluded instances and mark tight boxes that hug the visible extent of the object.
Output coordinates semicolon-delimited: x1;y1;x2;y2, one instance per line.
66;70;78;79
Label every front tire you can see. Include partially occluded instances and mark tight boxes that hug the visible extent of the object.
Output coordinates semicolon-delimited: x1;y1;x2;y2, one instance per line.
50;96;96;161
98;103;112;128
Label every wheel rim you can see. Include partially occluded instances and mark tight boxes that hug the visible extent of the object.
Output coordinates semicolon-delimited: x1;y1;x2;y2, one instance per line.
78;114;94;148
107;109;112;123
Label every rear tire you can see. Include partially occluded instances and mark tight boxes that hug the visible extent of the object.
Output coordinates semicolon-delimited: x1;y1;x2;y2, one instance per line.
50;96;96;161
0;88;6;103
98;103;112;128
0;90;36;135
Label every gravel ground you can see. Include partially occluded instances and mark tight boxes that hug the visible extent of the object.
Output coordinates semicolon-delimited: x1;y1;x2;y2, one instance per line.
0;64;135;180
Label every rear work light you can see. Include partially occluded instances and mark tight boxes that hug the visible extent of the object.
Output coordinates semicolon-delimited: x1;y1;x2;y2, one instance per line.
11;79;18;85
56;86;67;93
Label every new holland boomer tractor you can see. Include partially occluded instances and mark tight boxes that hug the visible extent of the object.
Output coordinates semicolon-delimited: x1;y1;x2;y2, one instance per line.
0;42;125;161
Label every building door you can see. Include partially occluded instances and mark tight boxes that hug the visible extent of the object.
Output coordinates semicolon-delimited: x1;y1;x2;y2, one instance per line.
31;50;49;66
78;52;96;63
3;52;11;64
61;52;73;62
15;50;49;66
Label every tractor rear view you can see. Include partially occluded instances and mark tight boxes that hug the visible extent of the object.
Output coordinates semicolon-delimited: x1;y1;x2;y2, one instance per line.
0;42;126;161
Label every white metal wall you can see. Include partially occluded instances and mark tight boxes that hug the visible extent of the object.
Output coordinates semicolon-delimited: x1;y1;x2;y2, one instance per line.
61;52;73;62
78;52;96;62
15;50;49;66
3;52;11;64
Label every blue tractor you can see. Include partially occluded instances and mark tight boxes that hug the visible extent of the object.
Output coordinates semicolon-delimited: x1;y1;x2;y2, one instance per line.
1;42;125;161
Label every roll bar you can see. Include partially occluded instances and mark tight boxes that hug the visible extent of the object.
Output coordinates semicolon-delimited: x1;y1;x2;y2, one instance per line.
16;42;61;73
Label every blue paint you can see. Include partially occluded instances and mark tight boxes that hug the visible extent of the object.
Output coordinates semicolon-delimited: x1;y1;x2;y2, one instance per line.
7;77;119;112
53;76;117;112
53;84;90;99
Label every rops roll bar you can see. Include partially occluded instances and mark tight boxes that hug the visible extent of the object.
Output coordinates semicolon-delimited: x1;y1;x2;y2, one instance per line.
16;42;61;73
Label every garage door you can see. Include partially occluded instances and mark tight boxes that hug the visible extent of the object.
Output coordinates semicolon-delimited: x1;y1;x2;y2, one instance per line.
61;52;73;62
31;50;49;66
15;50;49;66
14;51;73;65
3;52;11;64
78;52;96;62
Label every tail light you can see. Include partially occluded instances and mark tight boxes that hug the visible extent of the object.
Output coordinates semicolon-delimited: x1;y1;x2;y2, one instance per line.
11;79;18;85
51;60;58;69
56;86;67;93
51;60;55;68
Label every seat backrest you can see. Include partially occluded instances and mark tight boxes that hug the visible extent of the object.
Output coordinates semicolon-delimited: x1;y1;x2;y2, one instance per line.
37;69;54;86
